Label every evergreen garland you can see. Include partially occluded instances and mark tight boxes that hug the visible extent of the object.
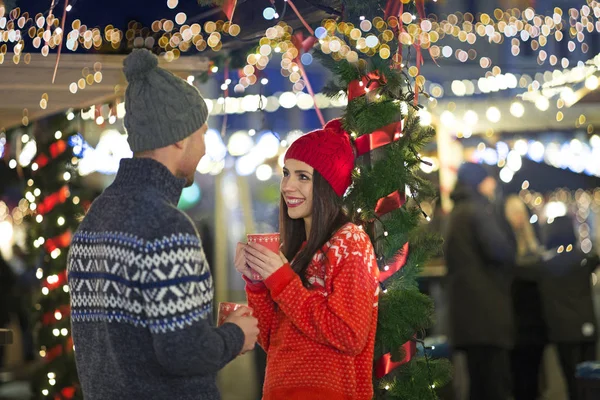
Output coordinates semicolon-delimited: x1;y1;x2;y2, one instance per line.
313;1;453;397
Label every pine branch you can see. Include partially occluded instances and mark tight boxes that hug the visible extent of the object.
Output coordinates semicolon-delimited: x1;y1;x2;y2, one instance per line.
376;288;434;352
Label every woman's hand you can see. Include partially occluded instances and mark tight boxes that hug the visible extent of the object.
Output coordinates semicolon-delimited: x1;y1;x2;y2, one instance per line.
245;242;289;280
234;242;260;280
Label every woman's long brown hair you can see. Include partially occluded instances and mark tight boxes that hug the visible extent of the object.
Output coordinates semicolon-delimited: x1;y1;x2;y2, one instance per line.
280;170;349;286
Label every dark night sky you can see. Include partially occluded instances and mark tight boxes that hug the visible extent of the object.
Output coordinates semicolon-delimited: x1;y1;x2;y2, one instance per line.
14;0;216;30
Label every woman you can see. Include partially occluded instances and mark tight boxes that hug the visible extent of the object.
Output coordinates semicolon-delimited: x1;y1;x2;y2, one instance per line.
235;119;380;400
504;195;547;400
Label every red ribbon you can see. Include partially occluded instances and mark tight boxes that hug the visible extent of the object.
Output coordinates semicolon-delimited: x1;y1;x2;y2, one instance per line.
374;189;409;281
347;71;386;101
286;0;314;35
44;230;72;253
44;336;73;363
41;305;71;326
45;344;63;363
32;140;66;170
354;119;404;156
222;0;237;21
33;153;50;169
379;242;409;282
292;31;318;53
375;190;406;217
375;339;416;379
373;185;411;378
291;32;324;127
43;270;68;291
51;0;69;84
60;387;76;399
37;186;69;215
384;0;402;19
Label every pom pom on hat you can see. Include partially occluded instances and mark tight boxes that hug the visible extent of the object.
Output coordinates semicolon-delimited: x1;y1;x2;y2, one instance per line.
123;49;159;82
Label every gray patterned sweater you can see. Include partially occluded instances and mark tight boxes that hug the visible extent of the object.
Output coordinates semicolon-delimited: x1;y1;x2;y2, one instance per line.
67;157;244;400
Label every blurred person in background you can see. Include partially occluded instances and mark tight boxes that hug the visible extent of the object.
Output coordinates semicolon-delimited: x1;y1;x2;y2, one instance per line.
0;251;17;373
444;162;516;400
540;215;598;400
7;245;35;362
504;195;547;400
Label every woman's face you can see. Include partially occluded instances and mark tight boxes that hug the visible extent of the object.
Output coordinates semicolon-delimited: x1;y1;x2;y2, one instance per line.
281;159;314;220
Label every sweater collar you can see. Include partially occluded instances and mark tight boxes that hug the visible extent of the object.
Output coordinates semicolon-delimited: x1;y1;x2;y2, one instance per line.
111;157;185;205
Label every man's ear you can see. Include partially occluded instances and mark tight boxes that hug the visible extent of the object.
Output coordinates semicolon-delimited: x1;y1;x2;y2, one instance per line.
173;137;187;150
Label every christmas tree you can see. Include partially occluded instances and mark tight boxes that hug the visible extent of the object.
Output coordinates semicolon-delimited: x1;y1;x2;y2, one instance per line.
19;115;89;400
313;0;452;398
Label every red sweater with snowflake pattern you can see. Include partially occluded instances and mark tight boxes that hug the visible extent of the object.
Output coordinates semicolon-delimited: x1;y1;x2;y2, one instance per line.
245;223;379;400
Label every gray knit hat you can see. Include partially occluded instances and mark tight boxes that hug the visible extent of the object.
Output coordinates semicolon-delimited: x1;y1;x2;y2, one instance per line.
123;49;209;152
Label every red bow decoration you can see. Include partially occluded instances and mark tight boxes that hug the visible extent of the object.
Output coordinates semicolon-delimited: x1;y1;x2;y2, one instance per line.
37;186;70;215
375;339;417;379
347;71;387;101
354;119;405;157
44;230;72;253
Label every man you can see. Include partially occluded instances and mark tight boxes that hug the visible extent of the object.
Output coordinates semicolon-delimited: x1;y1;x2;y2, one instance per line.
67;49;258;400
444;162;516;400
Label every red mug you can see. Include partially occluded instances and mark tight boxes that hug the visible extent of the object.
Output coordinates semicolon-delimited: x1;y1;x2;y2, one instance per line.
246;233;281;281
217;302;252;327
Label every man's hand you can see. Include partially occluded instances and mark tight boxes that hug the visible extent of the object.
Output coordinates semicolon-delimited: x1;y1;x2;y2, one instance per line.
224;307;259;354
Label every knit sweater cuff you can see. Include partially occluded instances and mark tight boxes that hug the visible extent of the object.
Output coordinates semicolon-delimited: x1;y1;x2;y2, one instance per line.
219;322;246;355
264;263;295;298
242;275;267;293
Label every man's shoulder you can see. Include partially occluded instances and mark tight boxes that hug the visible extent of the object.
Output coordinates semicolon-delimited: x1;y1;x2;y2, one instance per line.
81;190;198;241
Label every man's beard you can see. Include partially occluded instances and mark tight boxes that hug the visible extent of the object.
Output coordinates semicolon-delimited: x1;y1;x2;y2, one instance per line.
185;174;194;187
176;167;195;187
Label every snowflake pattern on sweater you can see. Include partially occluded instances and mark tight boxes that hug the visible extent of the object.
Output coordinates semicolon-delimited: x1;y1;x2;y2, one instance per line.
245;223;379;400
68;231;214;334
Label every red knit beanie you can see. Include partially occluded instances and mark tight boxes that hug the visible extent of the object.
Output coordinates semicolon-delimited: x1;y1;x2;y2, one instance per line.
284;118;355;196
